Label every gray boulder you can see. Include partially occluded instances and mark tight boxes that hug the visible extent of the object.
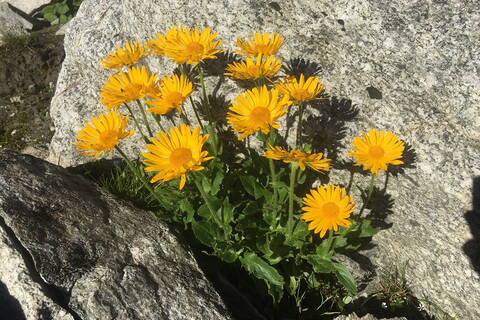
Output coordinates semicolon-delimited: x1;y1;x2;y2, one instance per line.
0;2;32;44
6;0;50;15
0;149;233;320
48;0;480;318
0;226;74;320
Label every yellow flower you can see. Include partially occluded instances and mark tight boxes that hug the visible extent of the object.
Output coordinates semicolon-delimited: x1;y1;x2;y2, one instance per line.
263;145;332;172
146;74;193;115
234;32;284;57
153;25;223;65
302;185;355;238
74;111;134;159
224;55;281;80
347;129;405;175
142;124;214;190
227;85;291;140
275;74;325;104
100;40;146;69
146;25;183;56
100;66;159;110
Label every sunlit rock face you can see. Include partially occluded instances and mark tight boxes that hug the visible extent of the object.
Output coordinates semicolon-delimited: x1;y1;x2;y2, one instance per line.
48;0;480;318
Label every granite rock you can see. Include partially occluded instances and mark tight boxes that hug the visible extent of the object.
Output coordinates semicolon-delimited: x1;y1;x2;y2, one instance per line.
0;2;32;43
0;225;74;320
335;313;406;320
48;0;480;318
0;149;233;320
6;0;50;15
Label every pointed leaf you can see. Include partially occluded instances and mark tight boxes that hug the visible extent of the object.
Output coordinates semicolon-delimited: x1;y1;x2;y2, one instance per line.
305;254;335;273
239;252;284;302
192;220;215;247
211;171;224;195
333;262;357;295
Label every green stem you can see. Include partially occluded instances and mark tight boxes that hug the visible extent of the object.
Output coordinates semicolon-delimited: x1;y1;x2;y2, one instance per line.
193;174;222;225
267;130;278;207
358;174;377;217
151;113;165;132
168;116;176;127
189;96;205;132
206;124;219;156
136;100;153;137
198;67;214;123
324;230;334;253
123;103;149;143
346;171;355;194
114;146;163;204
383;170;390;191
296;103;305;147
286;162;299;238
179;106;191;125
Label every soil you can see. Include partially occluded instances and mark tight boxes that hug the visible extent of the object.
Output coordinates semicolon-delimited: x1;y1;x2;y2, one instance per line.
0;27;64;157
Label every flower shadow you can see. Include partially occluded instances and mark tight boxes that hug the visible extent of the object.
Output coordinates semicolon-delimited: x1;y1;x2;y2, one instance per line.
364;186;395;230
463;176;480;274
303;96;359;162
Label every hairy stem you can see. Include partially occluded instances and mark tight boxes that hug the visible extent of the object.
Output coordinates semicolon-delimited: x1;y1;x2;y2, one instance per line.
123;103;149;143
286;162;299;238
136;99;154;137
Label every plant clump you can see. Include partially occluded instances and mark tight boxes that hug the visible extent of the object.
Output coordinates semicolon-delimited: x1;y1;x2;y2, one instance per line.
73;28;414;318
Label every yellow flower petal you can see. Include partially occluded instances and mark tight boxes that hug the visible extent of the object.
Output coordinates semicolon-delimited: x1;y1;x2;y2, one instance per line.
347;129;405;175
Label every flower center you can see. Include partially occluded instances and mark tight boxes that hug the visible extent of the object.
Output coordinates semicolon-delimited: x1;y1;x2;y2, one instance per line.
122;83;144;101
292;88;310;101
321;202;340;218
165;91;184;107
368;146;385;159
246;65;261;77
185;42;204;57
98;130;118;150
249;107;270;125
255;44;268;53
170;148;193;167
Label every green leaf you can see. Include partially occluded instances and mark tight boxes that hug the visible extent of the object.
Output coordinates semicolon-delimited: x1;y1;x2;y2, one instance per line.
358;219;380;238
216;248;239;263
57;4;70;14
201;175;211;193
288;276;298;295
297;170;306;184
290;220;310;247
41;6;55;15
211;171;224;195
43;12;58;23
197;203;211;219
239;176;256;197
240;252;284;302
333;262;357;295
333;234;348;249
316;237;333;258
222;197;234;224
192;220;215;247
179;199;195;223
262;208;276;225
59;14;69;25
305;254;335;273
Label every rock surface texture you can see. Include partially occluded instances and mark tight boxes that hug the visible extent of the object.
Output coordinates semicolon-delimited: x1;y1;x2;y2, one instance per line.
0;150;233;320
48;0;480;318
0;2;32;43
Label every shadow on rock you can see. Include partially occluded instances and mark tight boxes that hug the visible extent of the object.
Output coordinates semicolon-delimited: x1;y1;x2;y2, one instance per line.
463;176;480;274
0;281;26;320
